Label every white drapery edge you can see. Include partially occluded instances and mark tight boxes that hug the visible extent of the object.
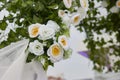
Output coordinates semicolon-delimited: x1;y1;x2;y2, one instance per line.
0;39;29;80
0;39;47;80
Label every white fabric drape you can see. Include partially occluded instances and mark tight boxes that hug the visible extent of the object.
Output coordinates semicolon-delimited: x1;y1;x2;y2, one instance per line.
0;39;47;80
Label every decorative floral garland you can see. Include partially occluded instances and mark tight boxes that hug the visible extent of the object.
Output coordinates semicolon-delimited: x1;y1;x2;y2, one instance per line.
0;0;88;70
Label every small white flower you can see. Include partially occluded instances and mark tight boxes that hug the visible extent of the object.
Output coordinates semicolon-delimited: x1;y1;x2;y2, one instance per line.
58;35;69;50
0;30;9;44
101;1;108;8
46;20;60;32
29;40;44;56
71;13;81;26
62;14;71;26
116;0;120;8
80;0;89;11
58;10;65;18
28;23;41;38
39;26;55;40
63;0;72;8
110;6;119;13
47;43;64;63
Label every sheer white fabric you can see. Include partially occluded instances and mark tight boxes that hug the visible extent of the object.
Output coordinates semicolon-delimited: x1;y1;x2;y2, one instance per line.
0;39;47;80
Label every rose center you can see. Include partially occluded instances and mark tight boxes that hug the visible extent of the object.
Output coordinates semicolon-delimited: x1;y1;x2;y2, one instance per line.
117;1;120;6
74;16;80;23
31;26;39;36
61;38;66;46
52;45;60;56
83;0;86;7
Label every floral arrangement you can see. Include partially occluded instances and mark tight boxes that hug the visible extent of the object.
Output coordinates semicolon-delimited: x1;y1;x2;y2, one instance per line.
0;0;88;70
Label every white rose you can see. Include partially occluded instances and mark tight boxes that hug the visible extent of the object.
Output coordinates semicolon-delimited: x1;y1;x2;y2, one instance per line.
71;13;81;26
101;1;108;8
28;23;41;38
46;20;60;32
116;0;120;8
47;43;64;63
110;6;119;13
39;26;55;40
63;0;72;8
58;35;69;50
58;10;65;18
80;0;89;11
29;40;44;56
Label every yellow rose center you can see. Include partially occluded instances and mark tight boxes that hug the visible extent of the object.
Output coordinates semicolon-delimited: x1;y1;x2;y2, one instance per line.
52;45;60;56
31;26;39;36
83;0;86;7
67;0;70;4
74;16;80;23
117;1;120;7
61;38;67;46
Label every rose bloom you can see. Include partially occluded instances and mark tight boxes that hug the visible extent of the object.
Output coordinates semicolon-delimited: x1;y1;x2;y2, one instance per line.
63;0;72;8
29;40;44;56
28;23;41;38
47;43;64;63
58;10;65;18
39;26;55;40
58;35;69;50
110;6;119;13
116;0;120;8
46;20;60;32
101;1;108;8
71;13;81;26
80;0;89;11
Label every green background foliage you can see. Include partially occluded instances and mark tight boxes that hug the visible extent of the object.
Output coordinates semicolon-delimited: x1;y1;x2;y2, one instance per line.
77;0;120;72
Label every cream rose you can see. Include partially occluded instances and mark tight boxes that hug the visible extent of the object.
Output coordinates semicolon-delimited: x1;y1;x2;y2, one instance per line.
29;40;44;56
39;26;55;40
28;23;41;38
47;43;64;63
80;0;89;11
63;0;72;8
58;35;69;50
116;0;120;8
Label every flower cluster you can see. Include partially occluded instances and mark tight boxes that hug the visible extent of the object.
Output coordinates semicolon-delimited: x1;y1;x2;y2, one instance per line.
28;20;70;63
0;0;88;70
101;0;120;13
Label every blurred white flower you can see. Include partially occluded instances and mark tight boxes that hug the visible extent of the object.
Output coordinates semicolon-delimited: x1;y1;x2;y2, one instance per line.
101;1;108;7
29;40;44;55
58;10;65;18
63;14;71;26
116;0;120;8
71;13;81;26
28;23;41;38
63;0;72;8
58;10;71;27
46;20;60;32
58;35;69;50
39;26;55;40
80;0;89;11
47;43;64;63
110;6;119;13
0;28;10;44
